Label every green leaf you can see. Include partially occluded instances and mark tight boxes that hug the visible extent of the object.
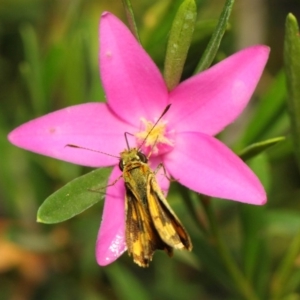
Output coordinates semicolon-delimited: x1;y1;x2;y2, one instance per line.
240;71;287;147
240;153;271;298
194;0;234;73
239;136;286;161
43;44;65;100
163;0;197;90
248;153;271;195
37;167;112;224
270;231;300;299
104;263;151;300
284;13;300;171
143;0;184;51
63;31;87;106
267;210;300;236
239;203;269;297
121;0;140;43
19;24;47;114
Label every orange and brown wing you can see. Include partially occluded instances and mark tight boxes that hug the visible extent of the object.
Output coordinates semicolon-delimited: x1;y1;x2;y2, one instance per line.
125;187;172;267
147;174;192;251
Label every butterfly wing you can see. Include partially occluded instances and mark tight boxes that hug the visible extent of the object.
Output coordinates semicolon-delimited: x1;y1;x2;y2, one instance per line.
147;174;192;251
125;186;172;267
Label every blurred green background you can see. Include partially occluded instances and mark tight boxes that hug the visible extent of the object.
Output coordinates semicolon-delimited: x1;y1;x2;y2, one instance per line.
1;0;300;299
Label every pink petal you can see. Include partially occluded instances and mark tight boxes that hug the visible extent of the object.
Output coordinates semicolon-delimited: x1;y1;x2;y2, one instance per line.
99;12;169;125
163;132;266;205
8;103;135;167
168;46;270;135
96;165;127;266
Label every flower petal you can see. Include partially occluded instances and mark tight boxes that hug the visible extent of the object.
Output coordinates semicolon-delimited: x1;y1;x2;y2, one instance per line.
168;46;270;135
96;165;127;266
163;132;266;204
8;103;135;167
99;12;168;124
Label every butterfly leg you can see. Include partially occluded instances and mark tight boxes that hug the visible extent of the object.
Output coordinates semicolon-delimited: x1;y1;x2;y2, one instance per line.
154;163;178;182
88;174;123;193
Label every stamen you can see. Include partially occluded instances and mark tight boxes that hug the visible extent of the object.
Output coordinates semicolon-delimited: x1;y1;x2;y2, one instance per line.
135;118;174;156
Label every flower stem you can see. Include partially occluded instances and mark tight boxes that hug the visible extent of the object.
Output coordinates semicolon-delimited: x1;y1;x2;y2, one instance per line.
200;195;259;300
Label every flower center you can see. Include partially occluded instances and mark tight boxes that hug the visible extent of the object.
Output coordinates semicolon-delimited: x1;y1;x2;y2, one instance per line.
135;117;175;156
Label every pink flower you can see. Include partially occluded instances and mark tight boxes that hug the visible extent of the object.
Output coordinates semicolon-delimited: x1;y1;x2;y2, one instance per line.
8;12;269;266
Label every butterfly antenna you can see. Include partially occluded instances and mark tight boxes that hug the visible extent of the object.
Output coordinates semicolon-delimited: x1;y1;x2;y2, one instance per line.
138;104;171;151
66;144;120;159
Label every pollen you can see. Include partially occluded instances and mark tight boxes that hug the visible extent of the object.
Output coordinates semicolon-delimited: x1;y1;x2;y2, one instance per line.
135;117;174;155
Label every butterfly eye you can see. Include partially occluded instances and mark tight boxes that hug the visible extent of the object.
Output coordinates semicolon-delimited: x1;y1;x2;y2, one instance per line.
119;159;124;171
137;151;148;163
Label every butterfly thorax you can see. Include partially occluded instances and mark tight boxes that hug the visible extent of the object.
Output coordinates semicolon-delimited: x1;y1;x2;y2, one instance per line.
119;148;150;203
119;148;148;169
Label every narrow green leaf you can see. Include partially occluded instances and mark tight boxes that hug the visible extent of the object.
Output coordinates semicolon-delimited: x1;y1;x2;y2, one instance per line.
143;0;184;51
163;0;197;90
239;136;286;161
122;0;140;43
63;31;86;106
19;24;46;114
37;167;111;224
270;231;300;299
104;263;151;300
239;204;269;297
267;210;300;236
43;44;65;100
283;270;300;298
194;0;234;73
240;71;287;147
248;153;271;197
284;13;300;171
191;235;233;290
200;196;259;299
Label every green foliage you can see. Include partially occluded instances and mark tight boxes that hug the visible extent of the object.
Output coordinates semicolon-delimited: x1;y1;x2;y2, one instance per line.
239;71;287;148
284;13;300;172
163;0;197;90
239;137;285;161
194;0;234;73
37;168;111;224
